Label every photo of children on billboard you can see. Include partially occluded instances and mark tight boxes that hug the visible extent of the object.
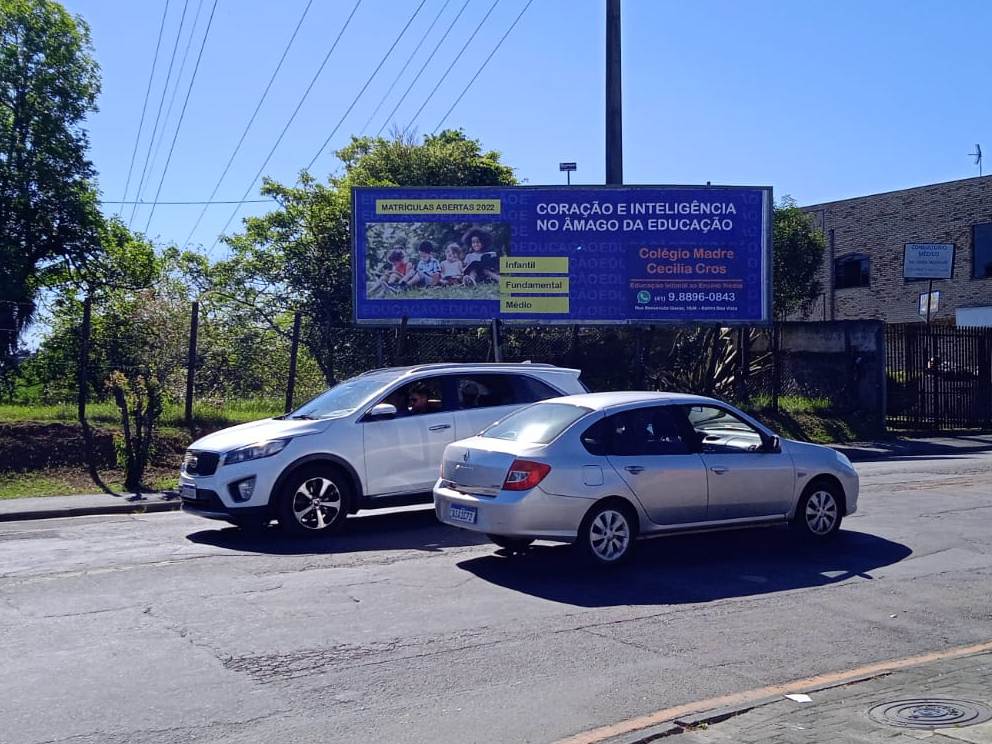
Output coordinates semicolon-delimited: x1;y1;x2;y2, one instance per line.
365;222;509;300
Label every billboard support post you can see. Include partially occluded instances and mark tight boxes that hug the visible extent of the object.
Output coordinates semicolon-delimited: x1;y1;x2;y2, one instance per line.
606;0;623;185
490;318;503;362
395;316;409;365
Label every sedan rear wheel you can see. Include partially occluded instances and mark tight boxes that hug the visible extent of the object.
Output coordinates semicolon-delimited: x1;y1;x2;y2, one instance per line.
792;480;843;539
578;502;637;566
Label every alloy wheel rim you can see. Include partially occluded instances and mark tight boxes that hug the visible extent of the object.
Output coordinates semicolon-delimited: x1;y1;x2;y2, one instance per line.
590;509;630;561
292;477;341;530
805;490;838;535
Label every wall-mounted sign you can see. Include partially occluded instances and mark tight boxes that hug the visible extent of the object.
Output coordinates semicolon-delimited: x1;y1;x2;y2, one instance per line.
904;243;954;280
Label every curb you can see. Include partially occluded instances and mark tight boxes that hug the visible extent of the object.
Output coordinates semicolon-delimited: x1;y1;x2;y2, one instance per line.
563;641;992;744
0;499;182;523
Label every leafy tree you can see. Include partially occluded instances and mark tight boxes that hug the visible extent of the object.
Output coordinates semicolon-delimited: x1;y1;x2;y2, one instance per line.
213;130;516;382
773;196;826;320
0;0;102;374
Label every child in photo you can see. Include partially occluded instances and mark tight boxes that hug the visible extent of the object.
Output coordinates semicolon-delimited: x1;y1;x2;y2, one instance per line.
404;240;442;288
462;228;500;283
368;246;412;296
440;242;465;286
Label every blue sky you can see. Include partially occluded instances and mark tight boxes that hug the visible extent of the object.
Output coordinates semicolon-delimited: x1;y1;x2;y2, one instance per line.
63;0;992;255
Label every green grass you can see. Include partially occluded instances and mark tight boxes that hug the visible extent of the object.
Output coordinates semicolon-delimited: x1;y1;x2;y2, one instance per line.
747;394;833;414
366;282;498;301
0;398;283;428
0;468;179;500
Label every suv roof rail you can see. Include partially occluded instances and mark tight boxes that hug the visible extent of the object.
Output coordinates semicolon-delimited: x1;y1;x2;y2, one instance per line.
355;361;570;377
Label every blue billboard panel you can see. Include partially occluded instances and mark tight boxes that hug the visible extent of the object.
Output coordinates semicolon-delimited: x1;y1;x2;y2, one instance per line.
352;185;772;324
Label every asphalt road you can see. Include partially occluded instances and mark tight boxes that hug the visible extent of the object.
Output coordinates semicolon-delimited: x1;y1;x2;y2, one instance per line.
2;450;992;744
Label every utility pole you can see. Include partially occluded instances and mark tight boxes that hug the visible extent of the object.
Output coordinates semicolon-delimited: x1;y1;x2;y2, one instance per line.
606;0;623;185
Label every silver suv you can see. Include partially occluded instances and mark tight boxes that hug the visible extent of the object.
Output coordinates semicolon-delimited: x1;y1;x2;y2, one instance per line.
179;363;587;533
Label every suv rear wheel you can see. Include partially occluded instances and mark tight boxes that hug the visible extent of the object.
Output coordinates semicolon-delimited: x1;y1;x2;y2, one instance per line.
277;465;351;535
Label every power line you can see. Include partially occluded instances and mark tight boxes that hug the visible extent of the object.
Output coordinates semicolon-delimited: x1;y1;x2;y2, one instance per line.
405;0;499;132
305;0;430;171
142;0;220;234
101;199;274;205
121;0;171;212
144;0;206;193
207;0;364;255
434;0;532;133
128;0;191;228
375;0;471;138
181;0;315;251
360;0;451;135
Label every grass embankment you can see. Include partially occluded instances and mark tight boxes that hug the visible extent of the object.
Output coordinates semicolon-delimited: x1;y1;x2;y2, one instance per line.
745;395;884;444
0;399;283;428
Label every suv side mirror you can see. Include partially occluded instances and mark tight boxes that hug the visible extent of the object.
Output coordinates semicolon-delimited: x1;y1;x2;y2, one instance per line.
367;403;397;420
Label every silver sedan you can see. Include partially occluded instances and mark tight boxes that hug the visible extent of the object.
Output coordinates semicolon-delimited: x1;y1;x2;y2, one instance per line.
434;392;859;565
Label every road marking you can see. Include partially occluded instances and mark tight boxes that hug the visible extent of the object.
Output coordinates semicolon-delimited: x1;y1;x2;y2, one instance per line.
557;639;992;744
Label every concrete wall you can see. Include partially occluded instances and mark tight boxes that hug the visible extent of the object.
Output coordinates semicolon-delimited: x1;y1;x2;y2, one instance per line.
801;176;992;323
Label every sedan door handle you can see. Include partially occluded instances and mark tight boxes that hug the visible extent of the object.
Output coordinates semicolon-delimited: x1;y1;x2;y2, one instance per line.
710;466;729;475
624;465;645;474
428;424;451;431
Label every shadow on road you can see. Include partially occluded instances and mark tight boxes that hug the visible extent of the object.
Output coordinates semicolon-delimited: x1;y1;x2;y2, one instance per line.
457;528;912;607
186;506;488;555
836;436;992;462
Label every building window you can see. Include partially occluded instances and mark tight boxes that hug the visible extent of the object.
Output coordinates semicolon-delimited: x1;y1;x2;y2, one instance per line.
834;254;870;289
973;223;992;279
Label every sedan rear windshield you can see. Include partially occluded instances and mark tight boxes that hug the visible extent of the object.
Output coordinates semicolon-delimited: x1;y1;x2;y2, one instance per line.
482;403;591;444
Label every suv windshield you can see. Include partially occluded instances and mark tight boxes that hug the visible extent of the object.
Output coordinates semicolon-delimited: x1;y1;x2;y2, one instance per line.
287;372;397;419
482;402;591;444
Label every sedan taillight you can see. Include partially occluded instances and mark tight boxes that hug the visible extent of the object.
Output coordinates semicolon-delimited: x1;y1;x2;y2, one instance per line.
502;459;551;491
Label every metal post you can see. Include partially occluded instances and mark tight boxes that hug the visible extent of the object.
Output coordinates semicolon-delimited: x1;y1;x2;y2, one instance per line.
77;296;92;426
491;318;503;362
375;328;385;367
771;323;781;412
395;316;409;364
606;0;623;185
285;311;302;414
184;300;199;427
926;279;933;326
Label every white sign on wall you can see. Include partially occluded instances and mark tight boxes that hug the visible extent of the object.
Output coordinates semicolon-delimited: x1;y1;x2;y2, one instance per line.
904;243;954;279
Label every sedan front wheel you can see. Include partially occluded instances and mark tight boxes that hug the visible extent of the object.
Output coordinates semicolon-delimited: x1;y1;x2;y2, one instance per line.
792;479;843;539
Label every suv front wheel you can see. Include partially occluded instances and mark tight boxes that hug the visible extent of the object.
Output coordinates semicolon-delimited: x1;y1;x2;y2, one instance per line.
277;465;351;535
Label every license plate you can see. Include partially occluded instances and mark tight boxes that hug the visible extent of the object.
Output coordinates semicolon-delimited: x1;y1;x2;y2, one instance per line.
448;503;477;525
181;484;197;501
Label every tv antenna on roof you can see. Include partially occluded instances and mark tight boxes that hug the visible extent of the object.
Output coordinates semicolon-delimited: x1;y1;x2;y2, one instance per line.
970;144;983;176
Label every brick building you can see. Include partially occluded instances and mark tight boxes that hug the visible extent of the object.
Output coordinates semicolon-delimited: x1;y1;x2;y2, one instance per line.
801;175;992;324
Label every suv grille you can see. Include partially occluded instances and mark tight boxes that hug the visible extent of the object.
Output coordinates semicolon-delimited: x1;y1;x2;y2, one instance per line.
183;450;220;476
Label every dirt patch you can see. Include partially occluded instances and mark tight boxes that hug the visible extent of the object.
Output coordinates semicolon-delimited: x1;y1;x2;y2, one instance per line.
0;422;190;473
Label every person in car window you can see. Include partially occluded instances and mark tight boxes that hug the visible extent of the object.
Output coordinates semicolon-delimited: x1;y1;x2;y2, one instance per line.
408;384;432;415
460;381;480;408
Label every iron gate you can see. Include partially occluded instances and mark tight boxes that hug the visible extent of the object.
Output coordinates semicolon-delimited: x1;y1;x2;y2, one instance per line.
886;324;992;430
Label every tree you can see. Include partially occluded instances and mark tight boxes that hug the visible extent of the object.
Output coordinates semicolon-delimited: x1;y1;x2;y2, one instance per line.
213;130;516;382
773;196;826;320
0;0;102;374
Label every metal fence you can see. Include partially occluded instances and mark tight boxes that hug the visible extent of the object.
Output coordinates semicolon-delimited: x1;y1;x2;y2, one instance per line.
886;324;992;431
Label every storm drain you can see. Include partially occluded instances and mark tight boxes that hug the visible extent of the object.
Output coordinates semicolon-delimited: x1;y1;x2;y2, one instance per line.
868;699;992;729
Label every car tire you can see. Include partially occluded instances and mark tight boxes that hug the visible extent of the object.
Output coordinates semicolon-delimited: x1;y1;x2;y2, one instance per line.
791;479;843;540
277;466;351;536
577;500;638;566
487;534;534;554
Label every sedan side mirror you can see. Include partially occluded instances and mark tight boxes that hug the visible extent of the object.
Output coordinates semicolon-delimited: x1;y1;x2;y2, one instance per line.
367;403;397;420
763;435;781;453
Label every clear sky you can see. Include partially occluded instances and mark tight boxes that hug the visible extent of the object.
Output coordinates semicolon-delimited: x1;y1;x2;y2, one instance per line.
62;0;992;256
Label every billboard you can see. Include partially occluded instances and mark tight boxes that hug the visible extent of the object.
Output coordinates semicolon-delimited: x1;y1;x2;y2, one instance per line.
352;185;772;325
903;243;954;280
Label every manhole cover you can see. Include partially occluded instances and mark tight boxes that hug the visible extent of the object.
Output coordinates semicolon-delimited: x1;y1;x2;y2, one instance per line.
868;699;992;729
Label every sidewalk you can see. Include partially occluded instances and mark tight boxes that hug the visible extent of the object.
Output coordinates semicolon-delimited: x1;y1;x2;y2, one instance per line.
0;491;181;522
604;646;992;744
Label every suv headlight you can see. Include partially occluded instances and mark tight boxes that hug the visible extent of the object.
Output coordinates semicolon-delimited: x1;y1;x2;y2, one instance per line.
224;439;291;466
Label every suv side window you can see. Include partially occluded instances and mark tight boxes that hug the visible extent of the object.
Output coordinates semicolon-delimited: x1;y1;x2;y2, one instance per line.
376;376;447;417
581;406;690;456
514;375;563;403
454;374;518;409
679;405;764;453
